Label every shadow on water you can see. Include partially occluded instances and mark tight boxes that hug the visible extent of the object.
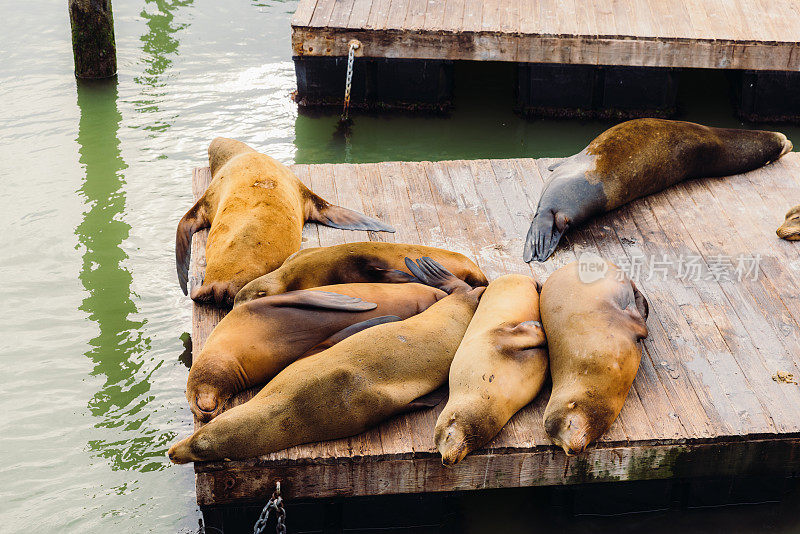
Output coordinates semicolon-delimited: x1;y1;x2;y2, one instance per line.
293;62;800;166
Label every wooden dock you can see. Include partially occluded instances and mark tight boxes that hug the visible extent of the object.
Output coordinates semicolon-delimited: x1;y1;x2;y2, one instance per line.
291;0;800;71
189;154;800;507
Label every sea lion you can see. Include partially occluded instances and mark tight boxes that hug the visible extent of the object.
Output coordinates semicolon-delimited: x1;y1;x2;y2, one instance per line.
524;119;793;262
168;258;484;463
434;274;548;466
540;257;649;455
777;204;800;240
234;241;488;307
187;282;447;422
176;138;394;307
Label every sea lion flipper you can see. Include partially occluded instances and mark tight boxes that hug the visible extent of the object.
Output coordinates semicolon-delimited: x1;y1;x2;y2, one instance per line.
176;199;210;295
404;257;471;294
523;211;568;263
405;386;448;412
305;191;395;233
306;315;402;355
269;290;379;311
498;320;547;351
376;268;419;283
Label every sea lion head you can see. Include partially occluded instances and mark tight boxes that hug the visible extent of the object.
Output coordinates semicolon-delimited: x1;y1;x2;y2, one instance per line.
233;276;282;307
435;416;470;466
544;400;606;456
186;360;239;422
777;205;800;241
168;430;217;464
433;408;489;466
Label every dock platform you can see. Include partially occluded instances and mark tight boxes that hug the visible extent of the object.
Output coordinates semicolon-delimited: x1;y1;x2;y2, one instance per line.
290;0;800;119
292;0;800;70
189;154;800;507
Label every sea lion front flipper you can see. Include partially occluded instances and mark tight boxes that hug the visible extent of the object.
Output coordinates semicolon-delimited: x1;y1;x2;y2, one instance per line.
404;257;472;294
523;211;569;263
495;320;547;353
304;189;395;233
405;386;448;412
374;268;420;283
269;290;379;311
176;199;210;295
305;315;402;356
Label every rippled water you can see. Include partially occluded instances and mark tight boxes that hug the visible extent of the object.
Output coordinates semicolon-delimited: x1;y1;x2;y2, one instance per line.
1;1;799;532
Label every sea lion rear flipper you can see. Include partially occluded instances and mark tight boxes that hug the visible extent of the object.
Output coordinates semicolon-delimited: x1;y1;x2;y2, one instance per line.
305;190;395;233
176;199;210;295
305;315;402;355
404;257;472;294
269;290;378;311
405;386;448;412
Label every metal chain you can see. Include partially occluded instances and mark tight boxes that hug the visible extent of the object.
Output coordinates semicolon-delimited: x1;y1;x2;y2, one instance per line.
253;482;286;534
341;40;361;123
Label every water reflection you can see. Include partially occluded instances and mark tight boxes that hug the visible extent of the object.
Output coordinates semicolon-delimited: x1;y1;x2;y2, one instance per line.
75;78;166;471
134;0;194;128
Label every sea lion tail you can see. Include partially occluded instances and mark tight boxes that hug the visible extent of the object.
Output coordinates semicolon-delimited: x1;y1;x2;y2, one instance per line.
403;257;472;294
304;189;395;233
524;211;567;263
176;199;210;295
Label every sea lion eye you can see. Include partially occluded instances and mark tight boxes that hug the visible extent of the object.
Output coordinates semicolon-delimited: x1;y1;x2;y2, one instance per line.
257;291;267;297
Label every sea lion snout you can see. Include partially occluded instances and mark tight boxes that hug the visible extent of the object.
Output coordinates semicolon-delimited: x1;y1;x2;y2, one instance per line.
434;419;470;466
778;205;800;240
191;389;225;422
544;408;592;456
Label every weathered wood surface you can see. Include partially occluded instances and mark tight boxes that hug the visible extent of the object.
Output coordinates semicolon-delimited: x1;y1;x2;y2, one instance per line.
291;0;800;71
190;153;800;506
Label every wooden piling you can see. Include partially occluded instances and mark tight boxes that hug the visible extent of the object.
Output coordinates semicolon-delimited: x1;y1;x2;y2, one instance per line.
68;0;117;79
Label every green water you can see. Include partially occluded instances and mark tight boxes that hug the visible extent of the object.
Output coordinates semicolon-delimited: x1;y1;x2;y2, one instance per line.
2;1;799;532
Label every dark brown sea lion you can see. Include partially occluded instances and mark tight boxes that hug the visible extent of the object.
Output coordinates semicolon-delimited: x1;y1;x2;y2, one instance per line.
187;282;446;422
434;274;548;466
233;241;488;307
168;258;484;463
524;119;793;262
777;205;800;240
176;138;394;307
540;256;648;455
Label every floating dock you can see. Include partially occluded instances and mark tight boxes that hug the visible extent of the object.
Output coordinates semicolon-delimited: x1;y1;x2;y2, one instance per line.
290;0;800;119
190;154;800;508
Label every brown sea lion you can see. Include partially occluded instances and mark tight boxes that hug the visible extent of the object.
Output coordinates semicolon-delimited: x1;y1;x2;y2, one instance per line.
777;205;800;240
176;138;394;306
233;241;488;307
168;258;484;463
187;282;447;422
525;119;793;262
435;274;548;466
540;257;649;455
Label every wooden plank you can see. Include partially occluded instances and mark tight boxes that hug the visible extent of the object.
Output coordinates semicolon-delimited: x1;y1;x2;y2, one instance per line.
196;438;800;504
291;0;321;27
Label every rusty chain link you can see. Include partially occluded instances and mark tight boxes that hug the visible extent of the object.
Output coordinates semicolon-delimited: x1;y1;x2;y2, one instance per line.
252;482;286;534
341;40;361;123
